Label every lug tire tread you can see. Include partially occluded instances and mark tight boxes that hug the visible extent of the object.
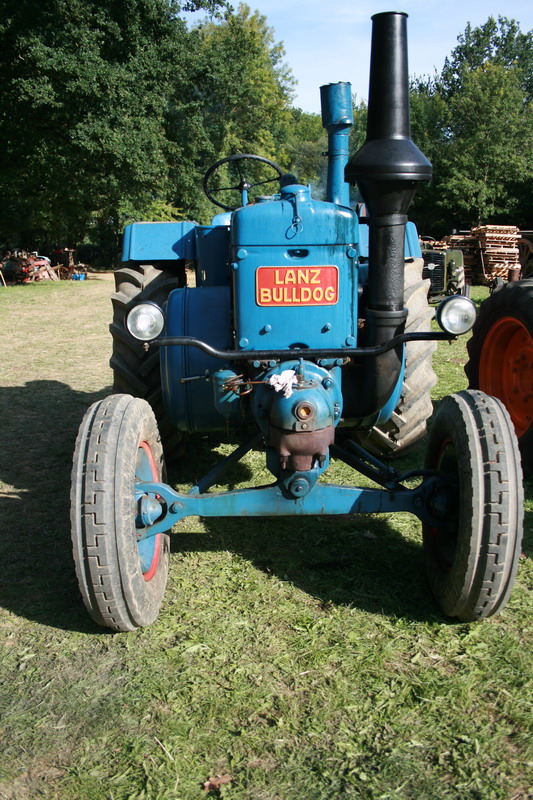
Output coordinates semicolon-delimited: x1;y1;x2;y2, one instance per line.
356;260;437;456
110;263;185;459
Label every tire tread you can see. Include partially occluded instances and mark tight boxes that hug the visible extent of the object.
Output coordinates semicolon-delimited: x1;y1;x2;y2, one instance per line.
110;263;185;459
424;390;523;621
356;259;437;456
71;394;169;631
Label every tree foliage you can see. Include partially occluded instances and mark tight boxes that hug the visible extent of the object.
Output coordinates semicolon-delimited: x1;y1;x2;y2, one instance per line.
438;64;532;226
440;16;533;100
0;0;300;257
410;15;533;235
0;0;208;251
1;6;531;255
166;3;295;222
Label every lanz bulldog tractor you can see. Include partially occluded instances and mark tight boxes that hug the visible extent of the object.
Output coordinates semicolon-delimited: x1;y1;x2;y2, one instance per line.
71;12;524;632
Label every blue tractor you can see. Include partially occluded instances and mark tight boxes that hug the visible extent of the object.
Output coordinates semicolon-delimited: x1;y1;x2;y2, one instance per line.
71;12;523;631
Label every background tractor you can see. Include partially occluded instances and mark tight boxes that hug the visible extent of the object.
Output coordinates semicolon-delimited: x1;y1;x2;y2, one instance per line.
419;238;468;299
71;12;523;632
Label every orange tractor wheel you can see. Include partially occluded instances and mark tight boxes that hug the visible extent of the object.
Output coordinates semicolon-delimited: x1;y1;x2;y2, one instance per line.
466;279;533;475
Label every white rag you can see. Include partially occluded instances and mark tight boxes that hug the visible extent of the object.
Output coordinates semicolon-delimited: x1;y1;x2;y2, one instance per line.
268;369;297;398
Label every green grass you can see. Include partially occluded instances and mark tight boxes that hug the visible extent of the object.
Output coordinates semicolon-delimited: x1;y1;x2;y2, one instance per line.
0;279;531;800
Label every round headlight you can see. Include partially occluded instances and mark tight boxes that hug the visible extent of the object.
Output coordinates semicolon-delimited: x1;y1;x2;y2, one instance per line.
126;302;165;341
436;295;477;335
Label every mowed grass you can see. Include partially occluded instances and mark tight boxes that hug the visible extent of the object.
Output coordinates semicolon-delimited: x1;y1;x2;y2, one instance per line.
0;277;531;800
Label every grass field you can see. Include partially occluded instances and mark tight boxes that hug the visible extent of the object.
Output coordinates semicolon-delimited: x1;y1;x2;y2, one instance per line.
0;276;531;800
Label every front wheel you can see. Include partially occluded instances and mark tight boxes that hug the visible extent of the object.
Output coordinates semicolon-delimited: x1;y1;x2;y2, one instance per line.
71;394;170;631
424;390;523;621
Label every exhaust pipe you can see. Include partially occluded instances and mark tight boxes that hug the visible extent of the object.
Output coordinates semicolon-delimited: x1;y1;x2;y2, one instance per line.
343;11;432;419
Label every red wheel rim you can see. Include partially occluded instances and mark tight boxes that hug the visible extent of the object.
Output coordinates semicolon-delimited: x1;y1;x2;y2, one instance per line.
479;316;533;437
137;441;161;582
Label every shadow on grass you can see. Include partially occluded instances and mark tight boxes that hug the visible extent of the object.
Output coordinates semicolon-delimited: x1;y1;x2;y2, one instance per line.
167;428;533;621
165;442;445;624
171;515;441;622
0;379;112;633
1;379;530;631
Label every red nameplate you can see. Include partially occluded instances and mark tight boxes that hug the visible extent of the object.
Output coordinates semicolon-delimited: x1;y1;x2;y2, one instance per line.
256;266;339;306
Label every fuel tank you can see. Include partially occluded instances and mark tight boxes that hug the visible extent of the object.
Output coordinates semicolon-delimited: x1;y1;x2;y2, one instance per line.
160;286;238;432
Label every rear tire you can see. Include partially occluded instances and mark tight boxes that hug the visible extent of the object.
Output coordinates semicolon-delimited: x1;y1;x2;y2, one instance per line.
423;390;523;621
465;278;533;475
110;263;185;459
355;258;437;456
71;394;170;631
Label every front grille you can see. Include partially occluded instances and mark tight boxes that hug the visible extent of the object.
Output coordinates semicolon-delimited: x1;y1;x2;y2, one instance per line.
422;251;446;295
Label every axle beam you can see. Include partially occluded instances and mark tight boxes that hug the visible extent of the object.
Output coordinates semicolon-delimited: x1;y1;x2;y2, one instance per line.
135;475;444;539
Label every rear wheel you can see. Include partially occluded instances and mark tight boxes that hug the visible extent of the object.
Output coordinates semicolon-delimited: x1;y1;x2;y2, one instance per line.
355;257;437;456
424;390;523;621
71;394;170;631
465;278;533;475
110;262;185;459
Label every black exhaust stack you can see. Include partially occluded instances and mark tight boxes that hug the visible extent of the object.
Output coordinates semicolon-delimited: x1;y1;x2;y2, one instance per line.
344;11;432;419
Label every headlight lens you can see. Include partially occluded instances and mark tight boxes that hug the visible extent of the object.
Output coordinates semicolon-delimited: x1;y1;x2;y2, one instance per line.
436;295;477;335
126;302;165;341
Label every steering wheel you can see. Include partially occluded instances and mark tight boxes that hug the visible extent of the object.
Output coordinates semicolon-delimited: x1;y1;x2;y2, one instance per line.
203;153;285;211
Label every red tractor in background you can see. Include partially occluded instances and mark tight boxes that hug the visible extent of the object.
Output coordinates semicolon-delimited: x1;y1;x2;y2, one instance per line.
465;235;533;475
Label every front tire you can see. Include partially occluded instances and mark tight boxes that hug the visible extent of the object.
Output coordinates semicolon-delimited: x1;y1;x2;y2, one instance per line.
71;394;170;631
424;390;523;621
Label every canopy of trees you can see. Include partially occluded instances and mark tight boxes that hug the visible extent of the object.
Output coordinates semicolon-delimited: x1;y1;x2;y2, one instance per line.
0;6;531;259
410;16;533;235
0;0;301;260
1;0;196;252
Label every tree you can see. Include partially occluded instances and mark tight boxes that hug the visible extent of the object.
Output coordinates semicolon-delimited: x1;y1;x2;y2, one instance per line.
409;16;533;234
280;98;366;205
284;109;326;195
440;16;533;100
166;3;295;222
438;63;532;227
0;0;227;256
409;77;452;234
